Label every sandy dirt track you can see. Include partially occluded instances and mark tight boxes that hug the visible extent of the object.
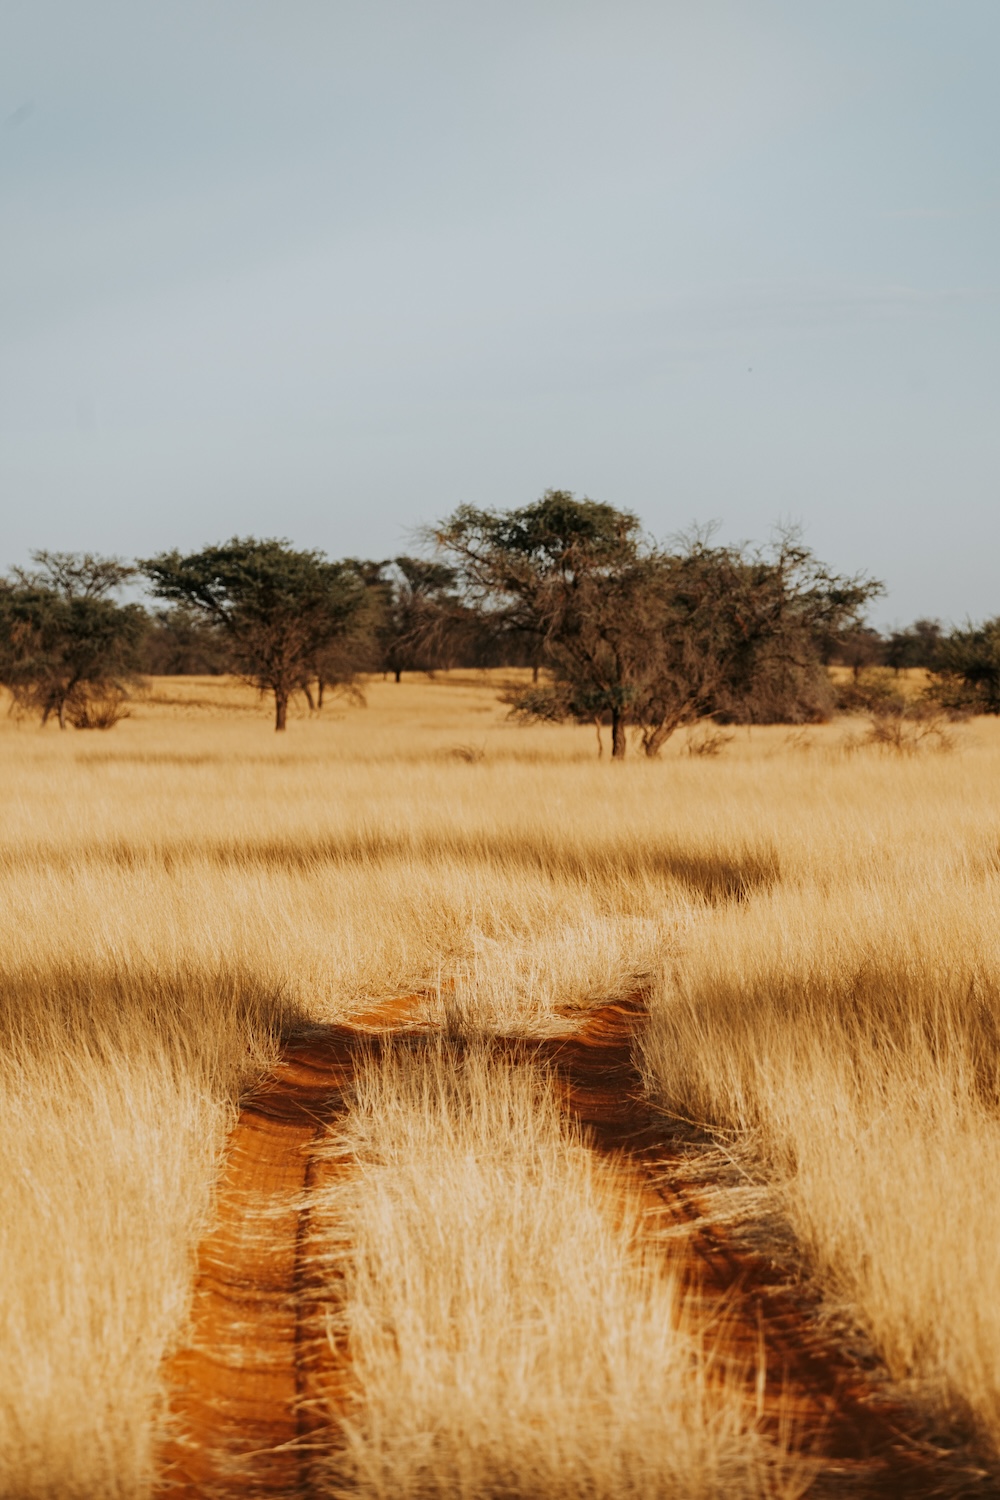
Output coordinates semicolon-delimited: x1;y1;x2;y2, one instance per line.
157;997;986;1498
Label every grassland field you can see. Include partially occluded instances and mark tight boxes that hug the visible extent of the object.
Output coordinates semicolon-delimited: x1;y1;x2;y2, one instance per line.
3;669;1000;1497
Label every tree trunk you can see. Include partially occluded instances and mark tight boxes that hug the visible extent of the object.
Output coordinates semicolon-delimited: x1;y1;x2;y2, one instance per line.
394;669;402;683
642;720;676;758
57;697;67;731
317;679;325;709
302;683;316;712
611;709;627;760
274;691;289;731
594;716;604;758
532;662;540;683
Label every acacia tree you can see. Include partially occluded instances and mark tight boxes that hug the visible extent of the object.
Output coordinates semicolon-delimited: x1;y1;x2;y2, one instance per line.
0;552;146;728
141;605;231;675
302;560;388;710
140;538;367;730
628;541;747;756
435;492;652;757
493;531;747;756
703;530;884;728
833;625;885;681
931;619;1000;714
376;557;464;682
885;619;942;674
435;495;882;759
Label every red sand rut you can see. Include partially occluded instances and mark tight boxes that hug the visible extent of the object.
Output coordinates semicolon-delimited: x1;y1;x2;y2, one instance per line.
158;998;987;1498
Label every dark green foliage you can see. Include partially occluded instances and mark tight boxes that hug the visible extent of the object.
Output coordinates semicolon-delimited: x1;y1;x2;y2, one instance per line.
930;619;1000;715
0;553;147;729
140;538;368;729
884;619;943;674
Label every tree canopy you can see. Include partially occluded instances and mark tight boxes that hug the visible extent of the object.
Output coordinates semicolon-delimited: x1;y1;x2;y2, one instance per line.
931;619;1000;715
0;552;146;728
435;493;883;757
140;538;367;729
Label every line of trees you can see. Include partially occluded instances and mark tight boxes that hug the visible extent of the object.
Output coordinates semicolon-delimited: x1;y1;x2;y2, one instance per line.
1;493;997;749
0;537;508;733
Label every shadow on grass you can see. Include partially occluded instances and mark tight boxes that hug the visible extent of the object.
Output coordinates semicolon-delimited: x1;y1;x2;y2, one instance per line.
0;962;305;1093
12;833;781;905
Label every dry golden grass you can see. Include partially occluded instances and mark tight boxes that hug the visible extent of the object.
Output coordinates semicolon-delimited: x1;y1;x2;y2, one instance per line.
3;671;1000;1492
313;1040;798;1500
0;967;285;1498
644;869;1000;1447
827;664;933;697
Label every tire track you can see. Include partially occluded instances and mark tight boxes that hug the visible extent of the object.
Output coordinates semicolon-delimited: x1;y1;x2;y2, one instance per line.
157;997;989;1498
519;1000;986;1498
157;999;424;1498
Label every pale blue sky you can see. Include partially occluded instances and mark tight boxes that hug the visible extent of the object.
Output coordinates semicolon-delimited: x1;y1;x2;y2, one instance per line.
2;1;998;624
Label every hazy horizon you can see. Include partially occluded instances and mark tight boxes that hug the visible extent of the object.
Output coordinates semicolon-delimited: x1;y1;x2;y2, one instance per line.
4;1;999;629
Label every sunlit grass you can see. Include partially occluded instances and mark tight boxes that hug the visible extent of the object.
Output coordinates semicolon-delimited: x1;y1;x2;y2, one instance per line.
644;871;1000;1446
2;671;1000;1490
314;1041;796;1500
